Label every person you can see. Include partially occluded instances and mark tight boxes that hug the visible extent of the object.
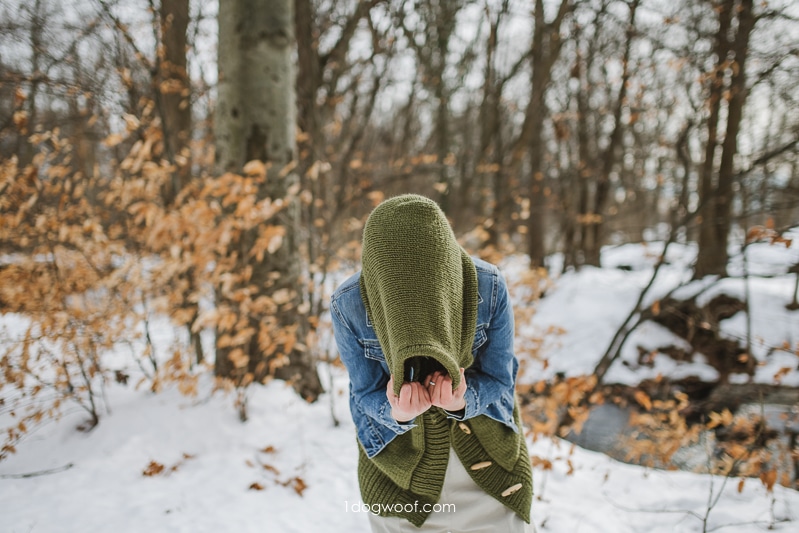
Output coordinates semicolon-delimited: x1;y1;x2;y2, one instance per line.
330;194;533;532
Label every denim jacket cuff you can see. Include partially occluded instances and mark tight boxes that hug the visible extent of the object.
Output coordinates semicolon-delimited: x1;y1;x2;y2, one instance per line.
443;407;465;420
446;386;478;420
378;398;417;433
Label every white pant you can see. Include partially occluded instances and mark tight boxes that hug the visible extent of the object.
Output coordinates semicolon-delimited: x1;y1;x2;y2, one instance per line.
367;447;534;533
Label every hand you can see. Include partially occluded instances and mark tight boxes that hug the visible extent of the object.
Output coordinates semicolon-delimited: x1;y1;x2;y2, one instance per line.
425;368;467;412
387;374;432;423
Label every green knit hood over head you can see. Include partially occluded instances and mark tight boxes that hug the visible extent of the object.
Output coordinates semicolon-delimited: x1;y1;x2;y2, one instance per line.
360;194;478;395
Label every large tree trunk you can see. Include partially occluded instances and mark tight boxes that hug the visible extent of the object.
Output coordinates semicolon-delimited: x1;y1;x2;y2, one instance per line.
215;0;322;401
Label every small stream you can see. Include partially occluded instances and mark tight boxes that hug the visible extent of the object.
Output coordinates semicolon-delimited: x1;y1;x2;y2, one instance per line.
563;385;799;488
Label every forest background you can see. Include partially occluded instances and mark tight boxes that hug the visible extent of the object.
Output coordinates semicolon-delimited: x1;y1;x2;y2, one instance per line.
1;0;799;515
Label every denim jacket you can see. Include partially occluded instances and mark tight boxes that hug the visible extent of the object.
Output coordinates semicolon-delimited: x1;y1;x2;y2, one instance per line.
330;257;519;459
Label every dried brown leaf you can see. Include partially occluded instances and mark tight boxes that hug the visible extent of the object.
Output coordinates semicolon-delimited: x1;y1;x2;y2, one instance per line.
143;461;165;477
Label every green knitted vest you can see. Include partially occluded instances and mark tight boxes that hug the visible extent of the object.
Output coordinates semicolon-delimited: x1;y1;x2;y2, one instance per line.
358;194;532;526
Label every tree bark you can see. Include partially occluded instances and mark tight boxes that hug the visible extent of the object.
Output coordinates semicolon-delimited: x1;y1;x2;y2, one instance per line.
567;15;593;271
158;0;192;205
714;0;754;268
695;0;734;278
157;0;202;364
19;0;44;167
294;0;320;149
215;0;322;401
522;0;573;268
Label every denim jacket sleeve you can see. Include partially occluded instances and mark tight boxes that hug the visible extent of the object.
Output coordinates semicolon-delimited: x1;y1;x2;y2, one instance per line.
329;258;519;458
329;275;415;458
458;262;519;432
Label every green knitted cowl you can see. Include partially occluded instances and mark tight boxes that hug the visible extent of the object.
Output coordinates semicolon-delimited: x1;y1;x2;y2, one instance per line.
360;194;478;394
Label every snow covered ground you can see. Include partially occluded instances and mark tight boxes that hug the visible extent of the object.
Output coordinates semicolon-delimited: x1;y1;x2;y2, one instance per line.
1;374;797;533
1;237;798;532
512;235;799;387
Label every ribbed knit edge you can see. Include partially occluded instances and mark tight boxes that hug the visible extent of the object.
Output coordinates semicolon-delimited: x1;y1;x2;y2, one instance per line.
408;409;451;499
391;344;463;395
358;444;437;527
451;401;532;523
468;400;524;471
367;413;427;490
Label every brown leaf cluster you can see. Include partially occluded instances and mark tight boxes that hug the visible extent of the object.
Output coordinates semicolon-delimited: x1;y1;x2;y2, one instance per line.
619;388;792;490
0;104;320;460
621;391;700;468
249;445;308;497
745;219;792;247
520;375;597;439
142;453;195;477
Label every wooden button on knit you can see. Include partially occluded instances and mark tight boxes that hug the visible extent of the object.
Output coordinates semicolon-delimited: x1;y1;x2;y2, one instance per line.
470;461;492;471
458;422;471;434
501;483;523;497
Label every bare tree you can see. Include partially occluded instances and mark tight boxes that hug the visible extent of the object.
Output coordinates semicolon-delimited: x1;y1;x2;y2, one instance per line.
397;0;466;213
695;0;756;278
581;0;639;266
512;0;574;266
